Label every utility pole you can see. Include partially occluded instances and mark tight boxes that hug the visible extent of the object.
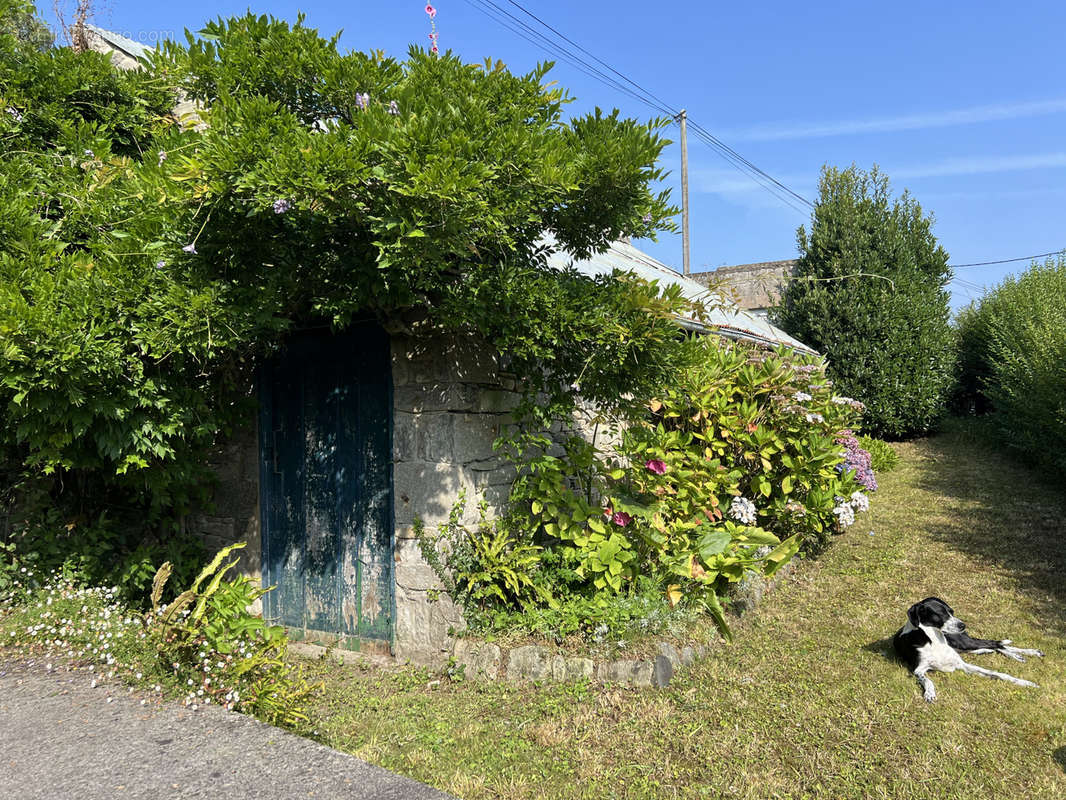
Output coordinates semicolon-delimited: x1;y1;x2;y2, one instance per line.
678;109;691;275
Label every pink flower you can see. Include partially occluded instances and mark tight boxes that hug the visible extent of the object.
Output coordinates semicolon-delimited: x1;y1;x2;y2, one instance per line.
644;459;667;475
425;4;436;17
611;511;632;527
431;45;439;53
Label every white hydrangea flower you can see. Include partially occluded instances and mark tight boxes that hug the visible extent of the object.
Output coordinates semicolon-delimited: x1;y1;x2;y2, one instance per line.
729;496;757;525
833;502;855;528
849;491;869;513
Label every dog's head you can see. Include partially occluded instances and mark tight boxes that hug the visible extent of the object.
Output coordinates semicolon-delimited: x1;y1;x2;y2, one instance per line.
907;597;966;633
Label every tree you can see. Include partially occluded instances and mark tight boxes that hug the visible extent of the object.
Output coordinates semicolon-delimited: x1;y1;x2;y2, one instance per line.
771;165;954;438
0;6;687;523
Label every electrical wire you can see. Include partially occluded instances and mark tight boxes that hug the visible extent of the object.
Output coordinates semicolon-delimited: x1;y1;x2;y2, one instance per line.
948;250;1064;268
460;0;814;213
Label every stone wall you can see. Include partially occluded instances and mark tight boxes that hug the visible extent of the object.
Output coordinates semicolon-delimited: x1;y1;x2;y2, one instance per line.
689;259;797;315
390;334;519;663
185;419;263;613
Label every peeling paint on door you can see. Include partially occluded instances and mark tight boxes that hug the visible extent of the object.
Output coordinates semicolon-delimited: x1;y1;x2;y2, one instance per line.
258;324;394;651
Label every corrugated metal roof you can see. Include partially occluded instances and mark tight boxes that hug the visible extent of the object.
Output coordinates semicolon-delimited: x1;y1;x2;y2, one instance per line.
541;235;817;355
83;24;153;60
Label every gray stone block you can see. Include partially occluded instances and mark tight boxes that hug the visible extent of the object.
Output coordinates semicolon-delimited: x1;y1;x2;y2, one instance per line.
393;584;465;664
596;659;649;686
657;641;681;669
732;572;766;615
452;639;502;680
564;656;596;681
507;645;552;681
652;655;673;688
679;646;697;667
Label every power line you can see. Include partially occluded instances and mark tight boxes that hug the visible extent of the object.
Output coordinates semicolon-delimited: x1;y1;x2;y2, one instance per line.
460;0;814;213
948;250;1064;268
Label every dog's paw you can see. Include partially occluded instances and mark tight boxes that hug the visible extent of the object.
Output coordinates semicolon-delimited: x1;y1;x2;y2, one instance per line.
1000;639;1012;646
1018;679;1038;689
923;690;937;703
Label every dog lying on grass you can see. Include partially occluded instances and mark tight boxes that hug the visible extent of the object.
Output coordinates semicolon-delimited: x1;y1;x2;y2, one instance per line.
893;597;1043;702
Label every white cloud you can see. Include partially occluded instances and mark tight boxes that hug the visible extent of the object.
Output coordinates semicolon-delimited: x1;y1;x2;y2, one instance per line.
892;152;1066;179
725;98;1066;142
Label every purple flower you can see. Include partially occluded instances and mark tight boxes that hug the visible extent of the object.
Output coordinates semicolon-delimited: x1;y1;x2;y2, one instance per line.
355;92;370;111
388;100;400;116
157;150;167;166
273;199;292;215
642;213;652;224
644;459;667;475
155;260;166;270
611;511;632;527
182;243;197;254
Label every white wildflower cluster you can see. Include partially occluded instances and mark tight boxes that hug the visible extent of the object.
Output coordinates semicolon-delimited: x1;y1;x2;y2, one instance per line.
729;496;757;525
793;391;813;402
805;413;824;424
0;569;253;715
178;644;248;716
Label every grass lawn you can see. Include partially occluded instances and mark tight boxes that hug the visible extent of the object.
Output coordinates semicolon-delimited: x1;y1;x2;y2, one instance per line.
305;421;1066;799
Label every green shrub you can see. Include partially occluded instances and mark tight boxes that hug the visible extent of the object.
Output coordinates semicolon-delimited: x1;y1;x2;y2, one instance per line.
497;339;873;639
955;257;1066;476
0;6;683;540
858;435;899;473
151;543;320;729
771;165;955;439
4;509;204;607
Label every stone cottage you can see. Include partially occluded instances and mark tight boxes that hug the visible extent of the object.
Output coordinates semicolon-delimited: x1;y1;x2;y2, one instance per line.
85;27;814;664
188;238;814;664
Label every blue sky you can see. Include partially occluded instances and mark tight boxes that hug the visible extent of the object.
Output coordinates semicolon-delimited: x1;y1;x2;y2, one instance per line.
44;1;1066;310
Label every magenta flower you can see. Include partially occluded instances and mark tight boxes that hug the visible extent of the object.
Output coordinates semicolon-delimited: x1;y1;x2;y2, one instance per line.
431;45;439;54
644;459;667;475
611;511;632;527
425;4;436;17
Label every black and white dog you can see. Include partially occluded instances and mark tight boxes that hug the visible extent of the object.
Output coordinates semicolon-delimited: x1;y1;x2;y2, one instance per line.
893;597;1043;702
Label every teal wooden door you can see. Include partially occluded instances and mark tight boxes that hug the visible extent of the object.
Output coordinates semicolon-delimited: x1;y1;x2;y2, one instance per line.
258;324;393;650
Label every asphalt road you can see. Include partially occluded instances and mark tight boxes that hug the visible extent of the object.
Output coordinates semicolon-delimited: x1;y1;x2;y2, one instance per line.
0;659;455;800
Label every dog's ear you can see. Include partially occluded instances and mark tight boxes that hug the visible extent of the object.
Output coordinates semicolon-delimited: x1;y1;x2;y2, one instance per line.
907;602;921;627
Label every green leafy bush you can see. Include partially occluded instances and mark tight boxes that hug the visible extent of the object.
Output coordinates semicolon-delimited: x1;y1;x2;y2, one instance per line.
771;165;955;439
151;543;320;729
416;492;553;616
0;543;318;731
3;509;204;606
858;435;899;473
487;339;872;639
953;257;1066;476
0;5;687;548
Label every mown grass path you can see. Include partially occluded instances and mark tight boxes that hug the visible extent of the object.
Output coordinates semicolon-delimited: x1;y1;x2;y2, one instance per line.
309;424;1066;799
